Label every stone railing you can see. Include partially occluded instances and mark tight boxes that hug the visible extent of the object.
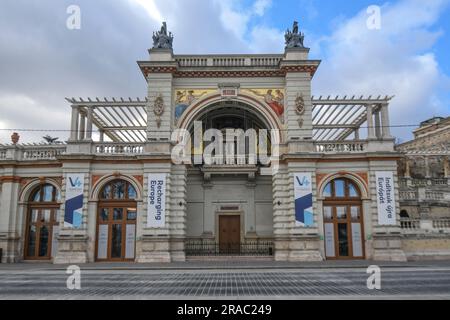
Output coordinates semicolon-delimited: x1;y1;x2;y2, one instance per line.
22;147;66;160
399;191;419;201
426;191;445;201
213;57;246;67
400;218;421;232
177;58;208;67
314;141;367;154
401;218;450;234
250;57;282;67
93;143;145;155
175;55;283;68
433;219;450;230
0;145;66;161
203;155;256;166
400;178;450;187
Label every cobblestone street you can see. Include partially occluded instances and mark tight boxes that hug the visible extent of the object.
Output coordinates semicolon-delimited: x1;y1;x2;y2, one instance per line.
1;261;450;299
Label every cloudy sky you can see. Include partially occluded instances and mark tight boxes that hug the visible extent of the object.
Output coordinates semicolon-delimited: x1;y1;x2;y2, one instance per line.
0;0;449;143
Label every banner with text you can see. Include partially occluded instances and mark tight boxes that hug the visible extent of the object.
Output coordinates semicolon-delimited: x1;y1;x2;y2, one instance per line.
376;171;397;226
294;173;314;227
64;173;84;229
147;173;167;228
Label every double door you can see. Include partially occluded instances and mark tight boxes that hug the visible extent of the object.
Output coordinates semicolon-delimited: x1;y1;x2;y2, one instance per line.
25;208;59;260
96;204;137;261
219;215;241;254
323;203;365;259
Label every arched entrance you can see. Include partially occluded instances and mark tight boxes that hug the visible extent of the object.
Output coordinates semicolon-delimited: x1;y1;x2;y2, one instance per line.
322;178;365;260
181;99;276;257
96;179;137;261
24;184;60;260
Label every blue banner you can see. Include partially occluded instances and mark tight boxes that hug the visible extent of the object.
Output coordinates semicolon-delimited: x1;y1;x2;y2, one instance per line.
64;174;84;229
294;173;314;227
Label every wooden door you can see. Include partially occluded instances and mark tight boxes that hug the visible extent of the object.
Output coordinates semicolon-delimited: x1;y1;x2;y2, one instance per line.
24;208;59;260
219;215;241;254
96;205;137;261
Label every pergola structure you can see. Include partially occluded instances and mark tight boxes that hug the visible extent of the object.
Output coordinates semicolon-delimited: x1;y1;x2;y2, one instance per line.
312;95;394;141
66;98;148;143
67;95;394;143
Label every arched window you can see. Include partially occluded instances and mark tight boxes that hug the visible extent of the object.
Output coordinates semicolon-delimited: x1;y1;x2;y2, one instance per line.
99;180;137;201
25;184;60;260
323;178;360;199
96;179;138;261
323;178;365;260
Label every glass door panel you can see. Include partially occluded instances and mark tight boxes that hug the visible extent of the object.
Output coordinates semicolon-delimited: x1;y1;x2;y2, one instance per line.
27;225;37;257
337;223;349;257
38;226;50;257
111;224;123;259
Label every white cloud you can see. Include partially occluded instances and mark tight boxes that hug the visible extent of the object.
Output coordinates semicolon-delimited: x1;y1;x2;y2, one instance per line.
130;0;164;23
0;93;69;143
313;0;450;140
253;0;272;17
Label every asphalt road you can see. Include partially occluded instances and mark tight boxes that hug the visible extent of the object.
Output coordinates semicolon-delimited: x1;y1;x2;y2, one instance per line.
1;262;450;299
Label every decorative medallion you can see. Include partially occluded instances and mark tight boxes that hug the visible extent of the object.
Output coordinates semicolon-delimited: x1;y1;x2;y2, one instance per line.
295;93;305;127
153;93;165;128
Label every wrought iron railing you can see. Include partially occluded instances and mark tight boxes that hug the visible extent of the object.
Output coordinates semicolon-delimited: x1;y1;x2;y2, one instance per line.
185;241;274;256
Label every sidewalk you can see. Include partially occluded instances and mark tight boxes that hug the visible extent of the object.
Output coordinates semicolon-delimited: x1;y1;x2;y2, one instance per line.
2;259;450;271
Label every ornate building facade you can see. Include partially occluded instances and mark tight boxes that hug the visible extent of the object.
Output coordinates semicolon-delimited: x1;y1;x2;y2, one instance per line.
397;117;450;260
0;22;418;264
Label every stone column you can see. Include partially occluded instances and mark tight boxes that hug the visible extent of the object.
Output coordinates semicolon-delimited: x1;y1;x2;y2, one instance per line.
405;158;411;178
99;129;105;142
137;163;172;263
79;113;86;141
0;176;21;263
354;129;360;141
366;104;376;140
70;107;79;141
443;156;449;178
85;107;93;141
425;156;431;178
53;170;90;264
380;103;392;139
370;163;407;262
169;165;188;262
374;110;382;139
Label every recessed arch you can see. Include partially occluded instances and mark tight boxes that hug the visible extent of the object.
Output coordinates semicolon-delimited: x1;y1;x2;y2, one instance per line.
19;178;62;204
177;93;285;141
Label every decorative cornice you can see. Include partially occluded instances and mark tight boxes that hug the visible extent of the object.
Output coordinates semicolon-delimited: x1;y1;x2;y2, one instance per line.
141;66;178;77
0;176;21;183
140;65;319;78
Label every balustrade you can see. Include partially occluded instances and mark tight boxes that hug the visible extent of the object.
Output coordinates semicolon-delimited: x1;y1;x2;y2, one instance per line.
314;141;367;153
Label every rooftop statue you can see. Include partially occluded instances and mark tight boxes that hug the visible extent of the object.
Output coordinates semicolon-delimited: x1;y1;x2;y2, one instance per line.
152;22;174;49
285;21;305;49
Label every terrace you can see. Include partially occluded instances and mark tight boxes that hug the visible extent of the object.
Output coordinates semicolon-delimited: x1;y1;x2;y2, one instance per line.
0;95;396;162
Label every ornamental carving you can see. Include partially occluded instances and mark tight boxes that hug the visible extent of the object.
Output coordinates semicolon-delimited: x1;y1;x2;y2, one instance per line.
152;22;174;50
295;93;305;127
285;21;305;49
153;94;165;128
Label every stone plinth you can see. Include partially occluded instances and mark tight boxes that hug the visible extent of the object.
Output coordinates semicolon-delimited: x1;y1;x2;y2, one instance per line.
136;236;171;263
53;235;89;264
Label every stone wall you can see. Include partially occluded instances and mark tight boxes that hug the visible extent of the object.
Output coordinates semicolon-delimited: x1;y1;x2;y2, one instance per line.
402;235;450;261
